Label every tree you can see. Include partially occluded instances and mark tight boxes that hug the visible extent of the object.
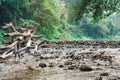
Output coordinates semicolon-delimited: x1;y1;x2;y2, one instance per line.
67;0;120;22
0;0;29;26
0;0;62;40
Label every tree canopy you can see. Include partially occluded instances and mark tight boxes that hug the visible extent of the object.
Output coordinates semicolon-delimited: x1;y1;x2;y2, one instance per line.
67;0;120;22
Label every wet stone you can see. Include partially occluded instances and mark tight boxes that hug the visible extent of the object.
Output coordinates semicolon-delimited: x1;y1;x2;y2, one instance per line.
39;63;47;68
36;59;39;62
100;72;109;76
108;78;118;80
79;64;93;71
95;76;102;80
58;64;64;68
48;63;55;67
68;65;78;70
64;61;73;65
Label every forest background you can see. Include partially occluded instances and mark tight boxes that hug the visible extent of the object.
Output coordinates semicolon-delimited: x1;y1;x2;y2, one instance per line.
0;0;120;44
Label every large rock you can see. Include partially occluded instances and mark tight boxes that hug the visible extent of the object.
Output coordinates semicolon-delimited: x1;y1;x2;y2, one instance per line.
79;64;93;71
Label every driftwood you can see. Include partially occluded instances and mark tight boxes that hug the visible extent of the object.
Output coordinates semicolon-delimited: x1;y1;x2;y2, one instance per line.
0;22;44;59
3;22;18;32
1;47;27;58
0;41;18;49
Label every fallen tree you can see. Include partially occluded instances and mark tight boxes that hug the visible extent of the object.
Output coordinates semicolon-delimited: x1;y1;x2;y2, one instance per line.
0;22;45;59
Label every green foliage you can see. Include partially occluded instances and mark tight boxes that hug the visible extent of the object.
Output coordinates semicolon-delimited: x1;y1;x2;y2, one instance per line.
18;19;40;27
0;29;7;44
69;13;120;40
0;0;29;26
26;0;62;39
67;0;120;22
31;0;65;39
0;0;63;40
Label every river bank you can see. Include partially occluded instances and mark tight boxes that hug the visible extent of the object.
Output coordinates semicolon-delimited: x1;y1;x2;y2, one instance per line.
0;41;120;80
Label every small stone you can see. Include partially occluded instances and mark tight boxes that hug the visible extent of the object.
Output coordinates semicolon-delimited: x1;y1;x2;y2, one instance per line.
95;76;102;80
100;72;109;76
25;59;28;62
36;66;39;68
48;63;55;67
26;66;34;70
95;68;102;70
108;78;118;80
34;51;38;55
36;59;39;62
97;63;101;66
39;63;47;68
79;64;93;71
23;62;26;64
68;65;76;70
117;77;120;79
58;65;64;68
64;61;72;65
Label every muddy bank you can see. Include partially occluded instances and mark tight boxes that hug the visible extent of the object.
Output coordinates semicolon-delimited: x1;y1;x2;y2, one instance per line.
42;41;120;48
0;41;120;80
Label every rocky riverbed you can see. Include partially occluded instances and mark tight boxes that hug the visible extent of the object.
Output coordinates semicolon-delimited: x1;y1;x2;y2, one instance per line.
0;41;120;80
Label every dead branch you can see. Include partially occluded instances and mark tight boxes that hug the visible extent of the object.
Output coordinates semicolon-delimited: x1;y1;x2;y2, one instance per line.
26;38;32;47
0;22;45;59
33;43;38;54
38;40;47;47
0;47;27;59
32;35;44;39
3;22;18;32
0;41;18;49
2;48;14;57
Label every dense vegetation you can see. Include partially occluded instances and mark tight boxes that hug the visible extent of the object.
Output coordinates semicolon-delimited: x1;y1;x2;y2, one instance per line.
0;0;120;43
